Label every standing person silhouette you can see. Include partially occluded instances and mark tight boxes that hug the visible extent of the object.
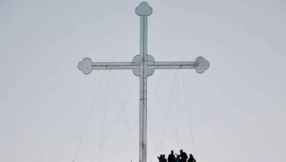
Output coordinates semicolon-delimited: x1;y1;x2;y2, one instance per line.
176;150;188;162
168;150;176;162
187;154;196;162
175;154;179;162
158;155;163;162
162;154;167;162
158;154;167;162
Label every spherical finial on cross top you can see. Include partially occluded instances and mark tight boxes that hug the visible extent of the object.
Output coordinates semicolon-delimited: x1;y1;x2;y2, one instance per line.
135;2;153;16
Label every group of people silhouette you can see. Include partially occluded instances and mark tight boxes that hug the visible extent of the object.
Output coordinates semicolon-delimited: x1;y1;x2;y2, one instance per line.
158;150;196;162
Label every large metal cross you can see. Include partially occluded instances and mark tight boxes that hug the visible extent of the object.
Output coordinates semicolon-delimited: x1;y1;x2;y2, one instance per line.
78;2;210;162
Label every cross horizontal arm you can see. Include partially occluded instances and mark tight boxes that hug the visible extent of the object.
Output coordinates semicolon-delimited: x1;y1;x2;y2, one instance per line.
147;56;210;74
78;56;210;75
147;61;196;69
93;61;196;70
78;58;139;75
92;62;139;70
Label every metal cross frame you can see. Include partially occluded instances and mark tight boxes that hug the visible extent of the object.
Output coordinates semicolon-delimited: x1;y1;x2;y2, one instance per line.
78;2;210;162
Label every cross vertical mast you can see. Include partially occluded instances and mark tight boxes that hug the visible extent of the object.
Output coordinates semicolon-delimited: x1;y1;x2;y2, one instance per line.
139;15;148;162
136;3;152;162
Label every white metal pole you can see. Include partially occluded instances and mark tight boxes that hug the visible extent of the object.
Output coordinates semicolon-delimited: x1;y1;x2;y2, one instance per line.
139;15;148;162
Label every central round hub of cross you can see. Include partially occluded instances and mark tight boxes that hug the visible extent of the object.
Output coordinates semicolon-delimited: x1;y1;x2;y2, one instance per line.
132;55;155;77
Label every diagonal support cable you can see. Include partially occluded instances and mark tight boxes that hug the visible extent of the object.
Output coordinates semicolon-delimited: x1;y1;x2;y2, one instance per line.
150;71;184;151
110;71;137;156
181;71;196;155
92;82;137;161
112;119;139;162
99;72;110;162
147;113;160;154
72;72;106;162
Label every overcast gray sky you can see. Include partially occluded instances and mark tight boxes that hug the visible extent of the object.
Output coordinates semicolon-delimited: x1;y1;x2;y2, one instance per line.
0;0;286;162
